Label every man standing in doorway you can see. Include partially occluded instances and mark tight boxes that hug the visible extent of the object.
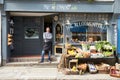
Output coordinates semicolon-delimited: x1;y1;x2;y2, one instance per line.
39;27;52;63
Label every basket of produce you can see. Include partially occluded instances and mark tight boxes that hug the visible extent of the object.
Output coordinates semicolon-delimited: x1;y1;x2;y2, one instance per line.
70;66;79;75
90;53;104;58
77;63;87;72
77;63;87;75
82;51;90;58
95;41;116;57
67;48;76;57
110;66;120;78
75;48;84;58
62;68;71;75
95;63;110;74
115;63;120;70
70;70;79;75
88;63;97;74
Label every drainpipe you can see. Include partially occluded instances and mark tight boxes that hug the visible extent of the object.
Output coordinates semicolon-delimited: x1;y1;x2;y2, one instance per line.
117;16;120;58
1;10;8;66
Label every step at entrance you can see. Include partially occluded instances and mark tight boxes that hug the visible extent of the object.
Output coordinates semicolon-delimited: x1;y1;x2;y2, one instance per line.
9;55;57;62
6;55;60;67
5;61;58;68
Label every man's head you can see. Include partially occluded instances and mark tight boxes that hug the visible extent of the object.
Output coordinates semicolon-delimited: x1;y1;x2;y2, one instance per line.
88;37;93;43
46;27;50;32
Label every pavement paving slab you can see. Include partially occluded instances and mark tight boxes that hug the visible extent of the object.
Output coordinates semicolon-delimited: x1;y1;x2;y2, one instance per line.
0;66;119;80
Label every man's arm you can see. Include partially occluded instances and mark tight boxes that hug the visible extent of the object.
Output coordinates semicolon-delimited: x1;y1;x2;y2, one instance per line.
43;33;52;39
47;33;52;39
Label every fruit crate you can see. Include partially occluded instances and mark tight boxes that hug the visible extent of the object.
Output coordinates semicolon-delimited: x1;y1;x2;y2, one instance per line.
63;68;79;75
95;63;110;74
62;68;71;75
69;59;78;69
110;66;120;78
98;69;109;74
70;70;79;75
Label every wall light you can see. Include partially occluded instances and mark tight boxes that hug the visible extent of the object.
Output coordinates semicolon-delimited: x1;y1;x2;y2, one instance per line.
66;20;70;25
104;20;109;26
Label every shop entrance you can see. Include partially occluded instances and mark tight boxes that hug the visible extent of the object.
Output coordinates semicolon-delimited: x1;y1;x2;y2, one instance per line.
10;17;44;56
9;12;54;57
43;15;53;54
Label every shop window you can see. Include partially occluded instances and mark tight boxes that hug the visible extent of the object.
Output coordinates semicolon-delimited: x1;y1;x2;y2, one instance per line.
24;27;39;39
58;13;111;43
69;21;107;42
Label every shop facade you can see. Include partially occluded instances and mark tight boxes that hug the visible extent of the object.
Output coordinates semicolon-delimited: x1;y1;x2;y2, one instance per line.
0;0;119;65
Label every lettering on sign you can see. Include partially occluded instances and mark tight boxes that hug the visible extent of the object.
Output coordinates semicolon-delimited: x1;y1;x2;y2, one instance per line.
43;5;51;10
56;4;72;11
43;4;78;11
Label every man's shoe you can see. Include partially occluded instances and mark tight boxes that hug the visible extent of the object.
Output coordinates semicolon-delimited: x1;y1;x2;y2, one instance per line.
48;60;51;63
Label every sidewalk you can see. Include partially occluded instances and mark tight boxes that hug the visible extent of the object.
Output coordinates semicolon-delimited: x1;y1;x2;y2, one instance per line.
0;66;119;80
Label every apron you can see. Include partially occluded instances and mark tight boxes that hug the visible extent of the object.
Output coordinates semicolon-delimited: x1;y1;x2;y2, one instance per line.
43;41;52;51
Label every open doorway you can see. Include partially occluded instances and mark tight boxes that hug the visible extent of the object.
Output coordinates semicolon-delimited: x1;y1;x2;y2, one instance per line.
43;15;53;55
44;16;53;33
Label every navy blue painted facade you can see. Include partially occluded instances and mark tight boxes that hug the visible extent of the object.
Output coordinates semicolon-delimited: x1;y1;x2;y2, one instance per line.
0;0;3;4
5;1;113;12
1;0;120;65
114;0;120;13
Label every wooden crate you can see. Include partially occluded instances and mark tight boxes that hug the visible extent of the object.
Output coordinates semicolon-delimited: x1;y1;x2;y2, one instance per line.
69;59;78;69
54;45;64;54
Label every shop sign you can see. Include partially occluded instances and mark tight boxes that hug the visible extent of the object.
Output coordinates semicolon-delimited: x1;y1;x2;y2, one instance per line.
56;4;78;11
43;3;78;11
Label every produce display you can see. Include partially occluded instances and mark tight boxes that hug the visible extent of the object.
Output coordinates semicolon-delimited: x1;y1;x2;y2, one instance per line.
77;63;87;75
59;41;117;77
88;63;97;74
95;41;116;57
62;62;112;75
66;41;116;58
110;66;120;78
95;63;110;74
71;66;78;72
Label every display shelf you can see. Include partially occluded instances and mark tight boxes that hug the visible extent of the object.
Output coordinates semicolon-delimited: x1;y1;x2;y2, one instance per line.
69;43;82;45
67;56;115;60
66;55;117;67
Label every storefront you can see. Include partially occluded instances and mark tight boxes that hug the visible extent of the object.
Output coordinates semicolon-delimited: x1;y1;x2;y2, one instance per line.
54;13;115;54
1;0;119;65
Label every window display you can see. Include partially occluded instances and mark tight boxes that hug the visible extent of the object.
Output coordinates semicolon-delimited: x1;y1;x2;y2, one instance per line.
69;21;107;43
24;27;39;39
55;24;63;43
